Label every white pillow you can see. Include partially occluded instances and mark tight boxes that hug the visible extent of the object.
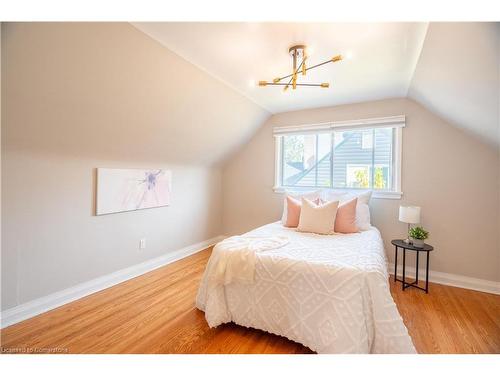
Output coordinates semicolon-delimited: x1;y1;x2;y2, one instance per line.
321;190;348;202
339;190;372;204
346;191;372;230
355;203;371;231
281;190;321;225
335;191;372;231
297;198;339;235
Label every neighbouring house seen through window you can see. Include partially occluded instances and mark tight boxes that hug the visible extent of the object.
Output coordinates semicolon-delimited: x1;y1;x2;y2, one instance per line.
275;120;402;196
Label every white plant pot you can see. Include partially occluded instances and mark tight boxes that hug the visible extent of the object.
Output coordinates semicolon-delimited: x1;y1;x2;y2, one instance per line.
412;238;424;248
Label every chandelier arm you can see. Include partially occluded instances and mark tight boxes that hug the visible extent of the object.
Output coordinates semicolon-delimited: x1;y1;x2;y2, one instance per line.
277;56;340;82
262;82;328;87
283;76;293;91
283;59;305;91
280;59;330;81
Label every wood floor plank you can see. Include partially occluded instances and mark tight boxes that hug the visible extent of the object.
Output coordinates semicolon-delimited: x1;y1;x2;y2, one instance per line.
1;249;211;347
1;247;499;354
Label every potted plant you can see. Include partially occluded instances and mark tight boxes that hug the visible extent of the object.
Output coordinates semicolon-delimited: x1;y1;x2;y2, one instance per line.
409;226;429;248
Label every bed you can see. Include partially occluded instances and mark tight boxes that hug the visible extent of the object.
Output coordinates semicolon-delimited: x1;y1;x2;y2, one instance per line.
196;221;416;354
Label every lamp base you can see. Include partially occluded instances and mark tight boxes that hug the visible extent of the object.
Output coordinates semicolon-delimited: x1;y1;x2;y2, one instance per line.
403;223;413;244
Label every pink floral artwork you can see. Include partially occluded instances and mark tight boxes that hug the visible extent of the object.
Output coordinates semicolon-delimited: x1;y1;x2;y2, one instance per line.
96;168;171;215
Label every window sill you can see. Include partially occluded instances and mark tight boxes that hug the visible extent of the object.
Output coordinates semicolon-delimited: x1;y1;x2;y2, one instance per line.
272;186;403;200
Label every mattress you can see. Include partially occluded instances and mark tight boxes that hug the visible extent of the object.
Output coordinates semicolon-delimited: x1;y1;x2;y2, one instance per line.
196;222;416;354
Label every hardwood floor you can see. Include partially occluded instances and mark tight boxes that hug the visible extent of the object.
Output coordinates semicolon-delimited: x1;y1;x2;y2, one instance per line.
1;247;499;354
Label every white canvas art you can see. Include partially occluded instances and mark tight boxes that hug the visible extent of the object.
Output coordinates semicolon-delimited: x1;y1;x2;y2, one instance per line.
96;168;172;215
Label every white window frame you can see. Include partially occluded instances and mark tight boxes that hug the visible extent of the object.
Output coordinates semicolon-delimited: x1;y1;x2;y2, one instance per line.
273;115;404;199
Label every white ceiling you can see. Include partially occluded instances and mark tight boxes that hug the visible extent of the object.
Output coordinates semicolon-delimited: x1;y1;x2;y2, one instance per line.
132;22;429;114
408;22;499;147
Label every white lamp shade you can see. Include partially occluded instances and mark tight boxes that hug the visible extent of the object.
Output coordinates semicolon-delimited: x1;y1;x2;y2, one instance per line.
399;206;421;224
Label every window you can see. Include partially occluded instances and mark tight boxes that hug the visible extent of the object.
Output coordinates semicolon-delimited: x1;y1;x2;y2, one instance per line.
282;133;331;187
274;116;404;199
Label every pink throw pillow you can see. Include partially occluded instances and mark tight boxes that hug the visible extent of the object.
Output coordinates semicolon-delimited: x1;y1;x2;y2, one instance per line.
284;196;322;228
334;198;359;234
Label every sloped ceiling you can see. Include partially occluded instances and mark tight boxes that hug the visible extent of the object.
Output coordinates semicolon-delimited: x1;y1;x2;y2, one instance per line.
3;23;270;166
132;22;499;148
408;22;499;147
132;23;428;114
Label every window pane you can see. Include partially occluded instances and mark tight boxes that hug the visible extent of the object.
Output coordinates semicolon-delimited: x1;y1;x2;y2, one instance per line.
373;128;393;190
332;129;374;188
280;127;395;191
282;134;331;187
362;132;373;149
346;165;370;188
282;134;313;186
316;133;332;187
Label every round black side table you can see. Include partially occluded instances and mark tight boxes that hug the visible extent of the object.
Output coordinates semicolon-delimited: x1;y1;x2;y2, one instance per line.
391;239;434;293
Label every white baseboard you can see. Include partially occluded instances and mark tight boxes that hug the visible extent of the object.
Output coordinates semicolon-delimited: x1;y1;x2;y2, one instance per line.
0;235;225;329
388;263;500;295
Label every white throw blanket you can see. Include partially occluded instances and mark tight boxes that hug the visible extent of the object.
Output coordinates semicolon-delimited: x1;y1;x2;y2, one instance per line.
207;235;290;287
196;222;416;354
197;235;289;325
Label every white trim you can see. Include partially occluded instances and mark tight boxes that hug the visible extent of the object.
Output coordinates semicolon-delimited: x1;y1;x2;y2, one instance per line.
393;126;403;194
0;235;226;328
372;190;403;199
272;186;402;199
274;136;282;189
272;115;406;135
388;263;500;295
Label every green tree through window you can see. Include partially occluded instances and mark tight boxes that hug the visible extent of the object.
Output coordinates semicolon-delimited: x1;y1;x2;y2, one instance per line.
374;167;386;189
283;136;304;163
354;169;369;188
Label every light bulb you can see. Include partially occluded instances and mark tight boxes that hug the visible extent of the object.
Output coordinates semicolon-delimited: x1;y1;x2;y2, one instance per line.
305;46;314;56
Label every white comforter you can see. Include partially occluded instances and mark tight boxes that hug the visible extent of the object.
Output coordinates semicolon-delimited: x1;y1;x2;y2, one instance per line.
196;222;416;354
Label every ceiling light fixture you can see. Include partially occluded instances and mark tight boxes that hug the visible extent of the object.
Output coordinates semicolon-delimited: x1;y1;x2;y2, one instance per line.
258;44;342;92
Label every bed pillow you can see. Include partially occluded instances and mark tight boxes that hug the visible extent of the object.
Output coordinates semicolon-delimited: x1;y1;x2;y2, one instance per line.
354;191;372;230
334;198;359;234
354;191;372;205
281;190;321;225
284;196;323;228
297;198;339;235
284;196;301;228
338;190;372;204
322;190;348;202
355;203;371;231
339;191;372;231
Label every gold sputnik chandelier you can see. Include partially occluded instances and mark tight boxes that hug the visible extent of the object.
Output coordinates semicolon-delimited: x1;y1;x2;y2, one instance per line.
259;44;342;91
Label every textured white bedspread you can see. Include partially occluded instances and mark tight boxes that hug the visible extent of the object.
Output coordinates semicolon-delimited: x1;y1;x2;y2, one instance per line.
196;222;416;354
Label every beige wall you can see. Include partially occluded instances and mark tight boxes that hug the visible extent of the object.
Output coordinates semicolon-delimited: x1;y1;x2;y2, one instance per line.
222;98;500;282
1;23;268;310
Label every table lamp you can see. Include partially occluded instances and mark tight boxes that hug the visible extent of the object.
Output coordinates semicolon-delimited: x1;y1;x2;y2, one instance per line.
399;206;421;244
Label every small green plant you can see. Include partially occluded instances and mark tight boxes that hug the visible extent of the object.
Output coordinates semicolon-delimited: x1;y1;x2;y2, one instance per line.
409;226;429;240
